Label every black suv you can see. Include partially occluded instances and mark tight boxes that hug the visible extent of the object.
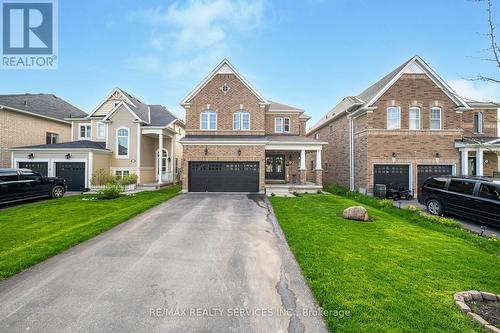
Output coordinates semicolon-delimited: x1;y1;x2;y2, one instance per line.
418;175;500;227
0;168;66;204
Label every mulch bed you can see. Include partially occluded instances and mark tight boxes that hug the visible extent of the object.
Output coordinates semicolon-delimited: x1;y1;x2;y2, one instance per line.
470;301;500;328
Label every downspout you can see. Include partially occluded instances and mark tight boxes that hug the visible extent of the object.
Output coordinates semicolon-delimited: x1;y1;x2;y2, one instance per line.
346;110;355;191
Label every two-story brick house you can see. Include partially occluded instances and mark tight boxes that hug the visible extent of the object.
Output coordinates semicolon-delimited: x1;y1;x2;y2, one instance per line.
180;59;325;194
308;55;500;197
10;88;184;191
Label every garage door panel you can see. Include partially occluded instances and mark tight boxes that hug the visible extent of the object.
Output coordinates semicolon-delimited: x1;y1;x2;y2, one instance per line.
18;162;48;176
417;165;453;190
189;162;259;192
56;162;85;191
373;164;410;192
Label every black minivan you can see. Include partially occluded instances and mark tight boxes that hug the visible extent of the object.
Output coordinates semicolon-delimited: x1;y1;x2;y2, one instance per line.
0;168;66;204
418;175;500;227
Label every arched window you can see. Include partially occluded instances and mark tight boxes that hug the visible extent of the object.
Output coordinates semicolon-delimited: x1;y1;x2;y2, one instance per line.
474;112;484;133
233;111;250;130
200;110;217;130
116;127;129;158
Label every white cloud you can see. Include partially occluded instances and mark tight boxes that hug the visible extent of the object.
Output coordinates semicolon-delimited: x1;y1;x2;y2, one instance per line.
126;0;266;76
447;79;500;102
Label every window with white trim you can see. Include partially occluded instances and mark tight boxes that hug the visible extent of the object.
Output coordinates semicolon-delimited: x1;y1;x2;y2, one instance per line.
409;107;421;130
233;112;250;130
474;112;484;133
430;107;442;130
275;117;290;133
116;128;129;157
96;122;106;139
387;107;401;130
79;124;91;139
200;110;217;130
115;170;130;178
46;132;58;144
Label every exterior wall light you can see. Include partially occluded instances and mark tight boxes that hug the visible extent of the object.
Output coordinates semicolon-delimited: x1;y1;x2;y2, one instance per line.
28;153;34;159
391;152;396;162
435;152;440;163
65;153;71;160
204;147;208;156
237;148;242;156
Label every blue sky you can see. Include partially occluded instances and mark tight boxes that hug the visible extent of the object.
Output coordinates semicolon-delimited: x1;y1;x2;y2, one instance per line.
1;0;499;127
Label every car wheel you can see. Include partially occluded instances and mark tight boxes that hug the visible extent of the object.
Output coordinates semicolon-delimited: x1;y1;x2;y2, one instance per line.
50;185;65;199
427;199;442;216
392;194;400;201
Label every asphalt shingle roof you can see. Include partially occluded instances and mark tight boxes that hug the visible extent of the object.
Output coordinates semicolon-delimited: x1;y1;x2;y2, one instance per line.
148;105;179;127
11;140;108;150
0;94;86;121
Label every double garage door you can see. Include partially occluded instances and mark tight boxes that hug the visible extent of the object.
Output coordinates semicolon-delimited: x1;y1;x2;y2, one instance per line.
373;164;453;193
189;162;259;192
18;161;86;191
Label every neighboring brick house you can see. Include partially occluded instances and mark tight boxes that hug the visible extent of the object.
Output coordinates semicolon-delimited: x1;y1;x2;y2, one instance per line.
180;59;325;194
10;88;184;191
308;55;500;197
0;94;86;168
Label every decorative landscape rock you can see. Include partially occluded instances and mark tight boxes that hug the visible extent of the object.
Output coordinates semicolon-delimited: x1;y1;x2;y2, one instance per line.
342;206;369;221
454;291;500;331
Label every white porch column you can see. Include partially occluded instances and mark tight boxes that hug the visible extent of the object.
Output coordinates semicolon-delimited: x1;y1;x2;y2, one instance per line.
170;134;175;184
158;133;163;184
315;149;322;170
300;149;306;170
476;148;484;176
461;149;469;176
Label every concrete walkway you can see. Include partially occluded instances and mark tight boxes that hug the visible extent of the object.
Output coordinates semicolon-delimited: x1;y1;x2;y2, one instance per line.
0;194;327;333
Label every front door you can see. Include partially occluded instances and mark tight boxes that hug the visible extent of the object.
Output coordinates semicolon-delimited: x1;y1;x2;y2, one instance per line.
265;155;285;180
468;157;477;176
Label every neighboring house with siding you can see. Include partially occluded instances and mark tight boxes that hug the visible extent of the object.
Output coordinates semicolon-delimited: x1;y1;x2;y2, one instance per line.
180;59;325;194
0;94;86;168
308;55;500;197
10;88;184;191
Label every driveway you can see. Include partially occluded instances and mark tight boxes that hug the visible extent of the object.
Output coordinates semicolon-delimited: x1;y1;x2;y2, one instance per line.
0;194;327;333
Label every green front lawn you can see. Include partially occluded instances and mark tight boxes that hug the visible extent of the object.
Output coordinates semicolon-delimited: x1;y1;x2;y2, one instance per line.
270;192;500;332
0;186;180;280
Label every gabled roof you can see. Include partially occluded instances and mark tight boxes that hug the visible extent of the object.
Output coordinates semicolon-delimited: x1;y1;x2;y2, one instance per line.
268;100;304;112
148;105;183;127
308;55;473;134
357;55;470;108
0;94;86;123
11;140;108;150
181;59;269;105
87;87;149;122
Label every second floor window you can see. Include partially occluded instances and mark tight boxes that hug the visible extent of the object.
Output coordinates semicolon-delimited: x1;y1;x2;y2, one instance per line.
96;122;106;139
409;107;421;130
117;128;129;157
275;117;290;133
79;124;91;139
200;110;217;130
430;107;442;130
233;112;250;130
387;107;401;130
46;132;58;144
474;112;484;133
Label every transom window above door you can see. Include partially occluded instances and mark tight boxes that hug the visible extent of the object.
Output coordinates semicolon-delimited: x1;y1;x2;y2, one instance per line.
79;124;91;140
200;110;217;130
275;117;290;133
233;112;250;130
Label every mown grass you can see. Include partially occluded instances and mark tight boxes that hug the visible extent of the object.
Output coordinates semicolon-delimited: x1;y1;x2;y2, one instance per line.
270;190;500;332
0;186;180;280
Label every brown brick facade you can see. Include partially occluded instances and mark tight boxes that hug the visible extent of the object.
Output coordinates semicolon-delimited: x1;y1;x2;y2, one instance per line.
264;113;300;135
0;109;72;167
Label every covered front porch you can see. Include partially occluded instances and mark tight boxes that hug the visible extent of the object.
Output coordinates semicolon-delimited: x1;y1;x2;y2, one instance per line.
456;138;500;178
264;136;326;194
141;127;177;185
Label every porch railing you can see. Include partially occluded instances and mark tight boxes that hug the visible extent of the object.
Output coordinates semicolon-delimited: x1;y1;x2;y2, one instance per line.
161;172;173;183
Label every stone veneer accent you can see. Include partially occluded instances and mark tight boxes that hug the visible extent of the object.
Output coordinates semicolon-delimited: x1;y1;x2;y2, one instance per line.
453;290;500;333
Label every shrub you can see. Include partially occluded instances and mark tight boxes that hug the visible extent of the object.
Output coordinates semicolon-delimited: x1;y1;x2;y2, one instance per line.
97;183;122;200
379;199;393;209
118;173;138;186
91;169;116;186
405;204;419;212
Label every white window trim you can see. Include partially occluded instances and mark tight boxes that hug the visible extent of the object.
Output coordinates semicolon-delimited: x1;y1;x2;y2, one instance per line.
112;168;133;179
96;122;106;140
386;107;401;130
409;107;421;130
116;126;130;159
283;117;291;133
200;110;217;130
233;111;251;130
275;117;284;133
430;107;442;130
79;123;92;140
474;112;484;134
46;132;59;144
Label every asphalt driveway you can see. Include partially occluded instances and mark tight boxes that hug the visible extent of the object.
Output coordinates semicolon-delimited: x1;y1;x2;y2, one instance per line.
0;194;327;333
